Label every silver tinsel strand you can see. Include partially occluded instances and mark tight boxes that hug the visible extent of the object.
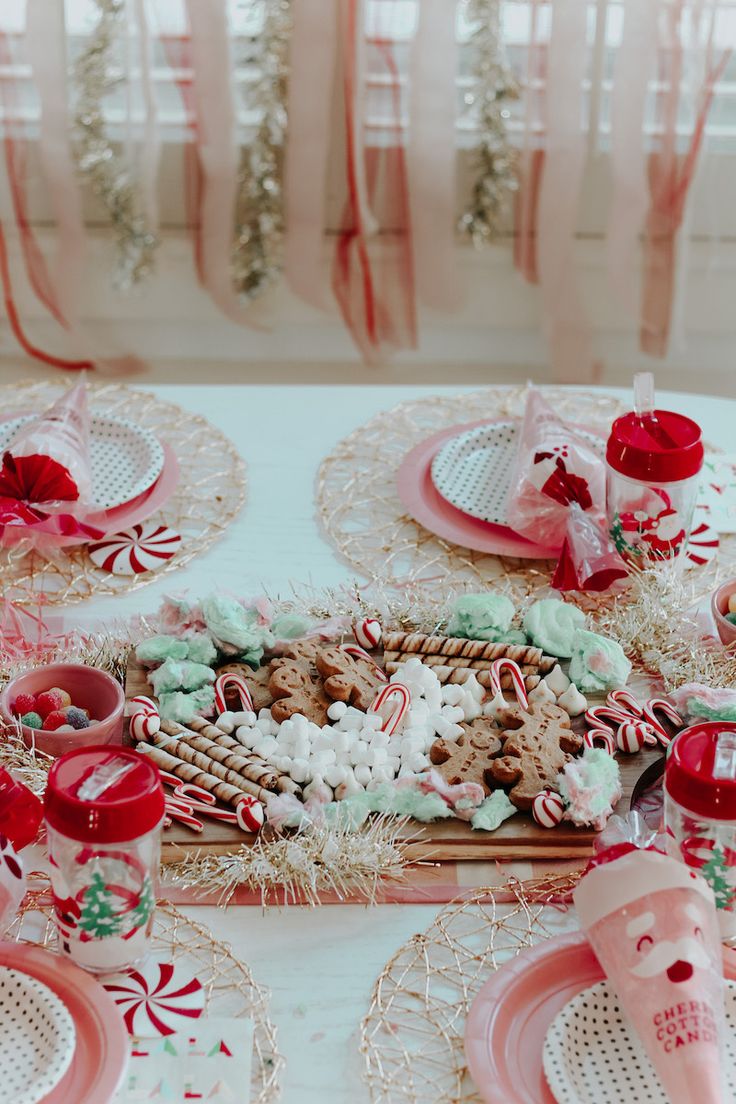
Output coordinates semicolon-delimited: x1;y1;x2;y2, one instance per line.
458;0;520;247
231;0;292;301
72;0;159;287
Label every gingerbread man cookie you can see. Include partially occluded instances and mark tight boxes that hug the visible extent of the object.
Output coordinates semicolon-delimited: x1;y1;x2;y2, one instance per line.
216;663;273;713
490;700;583;810
268;660;332;726
429;719;503;795
315;646;382;712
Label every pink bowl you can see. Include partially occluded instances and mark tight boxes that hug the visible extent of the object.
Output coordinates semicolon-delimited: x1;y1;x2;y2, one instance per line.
711;579;736;645
0;663;125;757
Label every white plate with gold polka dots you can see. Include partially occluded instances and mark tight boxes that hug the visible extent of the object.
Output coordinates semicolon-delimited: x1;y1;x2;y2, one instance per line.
0;414;164;511
0;967;76;1103
542;979;736;1103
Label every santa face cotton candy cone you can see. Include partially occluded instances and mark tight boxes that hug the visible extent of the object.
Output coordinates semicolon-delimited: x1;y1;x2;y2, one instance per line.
574;848;728;1103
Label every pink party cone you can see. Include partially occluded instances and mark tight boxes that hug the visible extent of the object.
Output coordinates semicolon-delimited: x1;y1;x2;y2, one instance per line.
574;847;728;1103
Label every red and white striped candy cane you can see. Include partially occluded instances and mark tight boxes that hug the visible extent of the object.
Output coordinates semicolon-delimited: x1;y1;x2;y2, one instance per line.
371;683;411;737
642;699;684;747
585;704;657;746
583;728;616;755
340;643;389;682
214;672;254;715
164;800;204;833
490;659;528;711
606;689;643;717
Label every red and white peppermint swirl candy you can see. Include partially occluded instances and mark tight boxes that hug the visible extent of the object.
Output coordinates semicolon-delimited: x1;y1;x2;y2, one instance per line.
642;698;684;747
88;523;182;576
130;710;160;740
103;961;204;1037
532;790;565;828
214;672;254;715
606;689;643;717
686;519;719;566
583;728;616;755
353;618;382;650
371;683;411;736
236;795;265;833
129;695;158;717
340;643;389;682
616;721;651;754
490;659;528;711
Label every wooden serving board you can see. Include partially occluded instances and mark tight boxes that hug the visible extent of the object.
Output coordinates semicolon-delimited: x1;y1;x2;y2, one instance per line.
125;658;663;862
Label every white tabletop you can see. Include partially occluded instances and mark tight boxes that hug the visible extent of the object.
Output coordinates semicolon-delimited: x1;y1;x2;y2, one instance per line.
44;383;736;1103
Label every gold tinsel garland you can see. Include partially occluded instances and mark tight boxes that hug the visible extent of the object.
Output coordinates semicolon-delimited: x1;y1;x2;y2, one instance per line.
457;0;520;245
231;0;292;301
72;0;159;286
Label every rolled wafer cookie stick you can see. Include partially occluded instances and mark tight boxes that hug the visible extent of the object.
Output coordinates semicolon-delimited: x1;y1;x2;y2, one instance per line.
185;717;302;797
150;732;273;804
160;720;280;791
382;632;546;666
135;743;256;810
384;648;556;676
384;662;541;691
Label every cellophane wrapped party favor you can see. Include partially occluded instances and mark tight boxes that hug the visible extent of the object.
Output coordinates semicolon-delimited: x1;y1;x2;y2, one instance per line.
507;388;607;550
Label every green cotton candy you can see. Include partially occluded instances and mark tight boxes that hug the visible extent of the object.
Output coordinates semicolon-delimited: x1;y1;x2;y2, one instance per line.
149;657;216;696
471;790;516;831
158;686;216;724
447;593;515;641
687;698;736;723
568;628;632;693
271;613;315;640
183;632;218;666
202;595;273;661
497;629;528;645
523;598;586;658
136;635;189;664
327;784;454;825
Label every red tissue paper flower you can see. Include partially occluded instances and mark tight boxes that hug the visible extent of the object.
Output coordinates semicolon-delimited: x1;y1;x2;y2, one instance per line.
0;452;80;504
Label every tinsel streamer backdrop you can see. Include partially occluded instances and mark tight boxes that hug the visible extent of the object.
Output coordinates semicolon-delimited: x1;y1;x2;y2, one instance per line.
71;0;159;288
232;0;292;302
11;898;284;1104
457;0;519;247
361;875;579;1103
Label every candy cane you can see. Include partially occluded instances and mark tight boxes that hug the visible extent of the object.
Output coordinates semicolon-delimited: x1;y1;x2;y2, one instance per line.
370;683;411;737
490;659;528;711
607;689;643;717
584;728;616;755
584;705;634;730
164;801;204;833
643;699;684;747
214;672;254;715
340;643;389;682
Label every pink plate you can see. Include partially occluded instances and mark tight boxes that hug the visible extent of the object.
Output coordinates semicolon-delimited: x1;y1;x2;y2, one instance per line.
464;933;736;1104
0;941;128;1104
396;420;560;559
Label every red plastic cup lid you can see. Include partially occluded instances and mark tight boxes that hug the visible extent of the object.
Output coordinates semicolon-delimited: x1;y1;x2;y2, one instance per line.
45;746;164;843
665;722;736;821
606;409;703;484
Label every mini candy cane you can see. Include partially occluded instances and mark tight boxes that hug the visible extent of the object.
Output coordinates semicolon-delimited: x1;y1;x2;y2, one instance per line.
490;659;528;711
340;643;389;682
643;699;684;747
607;689;643;717
214;672;254;715
370;683;411;737
532;790;565;828
584;728;616;755
164;801;204;833
584;705;633;730
129;695;158;716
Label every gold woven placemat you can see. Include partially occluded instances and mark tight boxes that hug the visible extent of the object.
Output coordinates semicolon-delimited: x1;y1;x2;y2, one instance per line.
12;894;283;1104
315;385;624;596
360;874;580;1104
1;380;246;607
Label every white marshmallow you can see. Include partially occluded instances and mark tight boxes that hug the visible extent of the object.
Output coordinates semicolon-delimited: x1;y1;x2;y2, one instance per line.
290;758;310;784
407;752;429;773
232;710;256;727
354;764;372;787
441;685;464;707
235;726;259;749
440;705;465;724
433;718;464;741
324;764;347;788
327;700;348;721
216;711;235;734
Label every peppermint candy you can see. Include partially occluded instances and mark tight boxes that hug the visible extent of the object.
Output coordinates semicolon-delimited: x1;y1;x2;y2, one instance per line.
130;711;160;740
103;961;204;1037
615;721;651;754
236;796;265;833
88;523;182;576
353;618;382;650
532;790;565;828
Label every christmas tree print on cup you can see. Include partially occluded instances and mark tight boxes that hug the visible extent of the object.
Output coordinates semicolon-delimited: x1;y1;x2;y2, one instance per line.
44;747;164;973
